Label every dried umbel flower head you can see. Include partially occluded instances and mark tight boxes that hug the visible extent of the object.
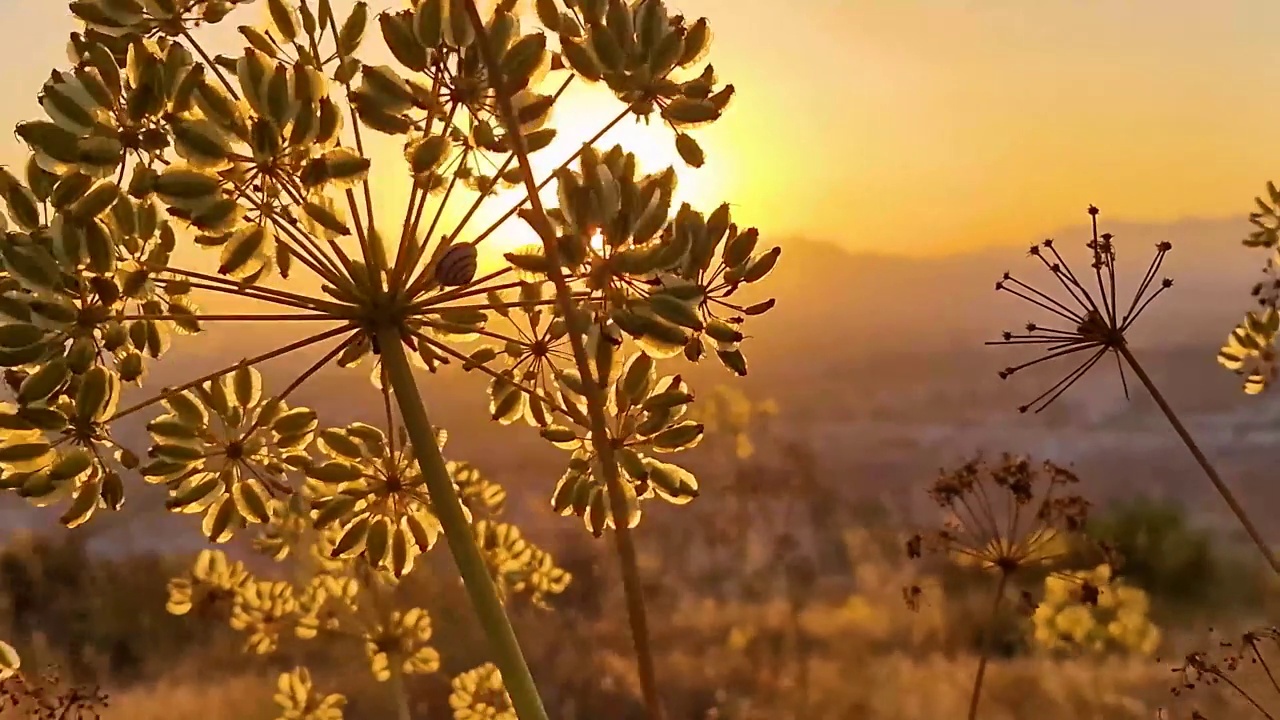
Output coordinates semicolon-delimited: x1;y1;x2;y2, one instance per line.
905;453;1102;609
989;206;1173;412
909;454;1106;720
1165;626;1280;719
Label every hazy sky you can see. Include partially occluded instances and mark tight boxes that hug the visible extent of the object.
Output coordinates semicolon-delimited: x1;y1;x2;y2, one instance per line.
2;1;1278;256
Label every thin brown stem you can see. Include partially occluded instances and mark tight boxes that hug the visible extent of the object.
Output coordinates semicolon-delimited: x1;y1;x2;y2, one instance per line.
242;331;360;437
967;571;1008;720
153;265;349;314
122;313;335;322
184;32;238;100
322;11;379;275
460;4;664;718
1118;344;1280;575
411;330;568;414
107;323;354;422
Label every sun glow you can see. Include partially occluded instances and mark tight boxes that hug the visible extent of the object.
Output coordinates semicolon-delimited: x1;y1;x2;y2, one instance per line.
337;53;745;284
467;82;732;269
589;227;607;255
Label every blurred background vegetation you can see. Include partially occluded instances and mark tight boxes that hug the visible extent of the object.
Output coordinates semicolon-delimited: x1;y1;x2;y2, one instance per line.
1;385;1273;719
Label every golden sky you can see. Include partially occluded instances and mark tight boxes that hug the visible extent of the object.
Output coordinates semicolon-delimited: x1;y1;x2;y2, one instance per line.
1;0;1277;257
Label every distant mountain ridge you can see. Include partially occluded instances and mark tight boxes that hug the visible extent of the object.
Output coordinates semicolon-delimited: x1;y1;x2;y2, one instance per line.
759;214;1261;356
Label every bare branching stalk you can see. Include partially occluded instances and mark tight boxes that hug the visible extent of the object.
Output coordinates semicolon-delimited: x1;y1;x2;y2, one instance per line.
1118;344;1280;575
378;329;549;720
460;3;664;718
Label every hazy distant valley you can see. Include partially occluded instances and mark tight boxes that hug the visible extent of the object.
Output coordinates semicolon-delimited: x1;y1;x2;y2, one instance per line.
8;213;1280;551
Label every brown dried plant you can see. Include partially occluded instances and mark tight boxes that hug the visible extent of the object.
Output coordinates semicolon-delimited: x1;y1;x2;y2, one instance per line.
1164;626;1280;719
988;206;1280;577
0;663;109;720
906;453;1099;720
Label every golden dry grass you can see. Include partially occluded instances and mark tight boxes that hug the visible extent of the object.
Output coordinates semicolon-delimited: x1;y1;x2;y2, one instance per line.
96;655;1181;720
103;674;278;720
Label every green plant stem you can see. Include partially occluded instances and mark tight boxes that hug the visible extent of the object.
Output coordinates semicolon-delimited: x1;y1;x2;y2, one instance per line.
390;667;413;720
459;3;666;719
377;327;549;720
1118;344;1280;576
967;571;1008;720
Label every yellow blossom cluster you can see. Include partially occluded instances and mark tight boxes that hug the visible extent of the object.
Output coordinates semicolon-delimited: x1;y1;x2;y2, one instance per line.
1031;564;1160;657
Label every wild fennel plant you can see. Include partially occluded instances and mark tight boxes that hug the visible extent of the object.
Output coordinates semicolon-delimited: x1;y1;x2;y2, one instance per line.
988;206;1280;576
0;0;780;718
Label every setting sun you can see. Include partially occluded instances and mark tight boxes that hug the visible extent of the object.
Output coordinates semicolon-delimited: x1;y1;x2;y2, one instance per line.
467;79;734;267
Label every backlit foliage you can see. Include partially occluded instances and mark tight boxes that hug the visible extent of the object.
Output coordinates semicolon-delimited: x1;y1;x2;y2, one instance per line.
1221;182;1280;393
1;0;777;715
0;641;18;682
1031;564;1161;658
450;662;515;720
1;0;778;562
274;667;346;720
164;457;569;699
698;383;777;461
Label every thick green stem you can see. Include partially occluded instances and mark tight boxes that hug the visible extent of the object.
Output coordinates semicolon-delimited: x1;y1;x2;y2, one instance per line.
377;327;549;720
390;667;414;720
459;3;665;718
1118;344;1280;575
966;571;1008;720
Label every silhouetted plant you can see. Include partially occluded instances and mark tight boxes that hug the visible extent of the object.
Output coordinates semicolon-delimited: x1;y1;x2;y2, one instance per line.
0;531;230;683
1164;626;1280;719
0;659;109;720
988;206;1280;577
906;453;1098;720
0;0;778;717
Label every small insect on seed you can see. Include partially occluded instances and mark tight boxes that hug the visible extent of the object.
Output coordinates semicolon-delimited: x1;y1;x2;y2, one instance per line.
435;242;478;286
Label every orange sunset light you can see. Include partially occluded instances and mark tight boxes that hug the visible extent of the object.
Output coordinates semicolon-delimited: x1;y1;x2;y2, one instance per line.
1;1;1279;259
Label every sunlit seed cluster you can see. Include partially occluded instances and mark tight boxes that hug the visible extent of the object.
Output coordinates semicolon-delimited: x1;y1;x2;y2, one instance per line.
0;0;776;554
449;662;515;720
274;667;346;720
